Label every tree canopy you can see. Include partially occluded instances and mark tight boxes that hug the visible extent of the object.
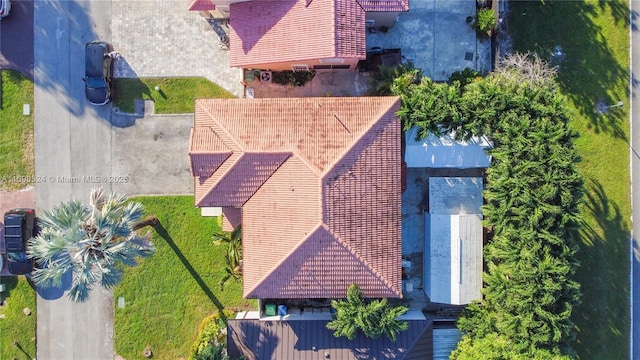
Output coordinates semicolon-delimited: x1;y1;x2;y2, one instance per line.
326;283;409;341
27;188;156;302
392;54;583;358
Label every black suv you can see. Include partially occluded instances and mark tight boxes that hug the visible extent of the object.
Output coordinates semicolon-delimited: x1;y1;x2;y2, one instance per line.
84;41;113;105
3;208;35;275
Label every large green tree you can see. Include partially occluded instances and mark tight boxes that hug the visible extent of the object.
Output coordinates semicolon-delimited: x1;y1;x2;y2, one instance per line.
27;188;156;302
393;54;583;358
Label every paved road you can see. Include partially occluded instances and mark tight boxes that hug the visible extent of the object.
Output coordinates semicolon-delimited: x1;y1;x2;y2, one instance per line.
0;0;34;79
630;1;639;359
33;0;114;358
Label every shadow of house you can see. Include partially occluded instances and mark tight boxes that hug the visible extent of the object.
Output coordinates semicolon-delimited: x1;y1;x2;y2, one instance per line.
228;318;432;360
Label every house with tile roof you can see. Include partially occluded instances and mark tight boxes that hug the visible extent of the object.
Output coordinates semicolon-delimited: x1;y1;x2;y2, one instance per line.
188;97;402;300
188;0;409;71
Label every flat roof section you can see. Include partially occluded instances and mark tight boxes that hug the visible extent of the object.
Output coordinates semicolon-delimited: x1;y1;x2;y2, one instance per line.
428;177;483;214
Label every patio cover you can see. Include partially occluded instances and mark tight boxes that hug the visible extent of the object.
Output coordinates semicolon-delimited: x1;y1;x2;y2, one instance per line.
404;127;491;168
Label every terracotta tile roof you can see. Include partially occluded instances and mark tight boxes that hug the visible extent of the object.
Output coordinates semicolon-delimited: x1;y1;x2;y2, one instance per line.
188;0;215;11
229;0;366;68
198;152;291;207
190;97;401;299
189;128;232;178
247;225;396;298
357;0;409;12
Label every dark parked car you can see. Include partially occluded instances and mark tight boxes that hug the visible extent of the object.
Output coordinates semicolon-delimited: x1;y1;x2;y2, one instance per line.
3;208;35;275
0;0;10;19
84;41;113;105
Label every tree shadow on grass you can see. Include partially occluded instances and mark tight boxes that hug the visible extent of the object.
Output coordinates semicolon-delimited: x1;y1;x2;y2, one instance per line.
154;223;223;311
508;1;628;139
574;178;630;359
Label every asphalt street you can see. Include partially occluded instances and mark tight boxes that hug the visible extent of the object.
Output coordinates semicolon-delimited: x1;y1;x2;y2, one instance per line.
630;2;639;359
33;0;114;358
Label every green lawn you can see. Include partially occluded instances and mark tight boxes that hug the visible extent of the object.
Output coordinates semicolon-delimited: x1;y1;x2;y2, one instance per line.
113;77;235;114
114;196;255;360
0;70;34;190
0;276;37;359
508;1;630;359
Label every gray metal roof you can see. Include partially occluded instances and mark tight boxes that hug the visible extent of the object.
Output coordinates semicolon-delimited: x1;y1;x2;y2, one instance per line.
227;319;432;360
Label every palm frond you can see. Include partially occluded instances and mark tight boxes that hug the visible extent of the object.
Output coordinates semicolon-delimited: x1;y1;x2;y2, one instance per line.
26;189;156;302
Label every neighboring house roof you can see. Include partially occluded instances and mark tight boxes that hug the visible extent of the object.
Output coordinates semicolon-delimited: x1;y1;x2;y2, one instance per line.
188;0;216;11
229;0;366;68
357;0;409;12
227;319;432;360
189;97;402;299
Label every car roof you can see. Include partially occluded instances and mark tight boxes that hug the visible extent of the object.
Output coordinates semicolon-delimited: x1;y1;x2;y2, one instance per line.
85;41;108;78
3;209;34;252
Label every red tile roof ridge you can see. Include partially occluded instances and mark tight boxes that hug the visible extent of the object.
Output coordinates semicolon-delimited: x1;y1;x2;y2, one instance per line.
189;127;227;154
196;100;244;153
290;152;322;178
319;96;401;177
324;224;402;297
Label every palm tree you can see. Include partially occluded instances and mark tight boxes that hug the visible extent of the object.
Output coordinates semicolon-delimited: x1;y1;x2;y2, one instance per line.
27;188;155;302
326;283;364;340
368;62;421;96
213;226;242;289
327;283;408;341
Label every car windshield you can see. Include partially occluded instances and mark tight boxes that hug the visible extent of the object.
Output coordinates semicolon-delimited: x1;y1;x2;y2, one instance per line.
7;252;28;261
86;77;106;88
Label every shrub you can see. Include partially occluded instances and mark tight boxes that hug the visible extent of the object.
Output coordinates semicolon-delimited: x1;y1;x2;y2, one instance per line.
448;68;481;87
368;62;422;96
475;8;497;36
271;70;316;87
189;310;235;360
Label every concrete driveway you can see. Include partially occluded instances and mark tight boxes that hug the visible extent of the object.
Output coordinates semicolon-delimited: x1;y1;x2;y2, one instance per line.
367;0;491;81
110;113;194;196
111;0;244;97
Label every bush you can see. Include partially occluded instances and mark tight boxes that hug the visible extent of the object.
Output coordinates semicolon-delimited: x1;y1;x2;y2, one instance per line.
271;70;316;87
448;68;481;87
475;8;497;36
189;310;235;360
368;62;422;96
